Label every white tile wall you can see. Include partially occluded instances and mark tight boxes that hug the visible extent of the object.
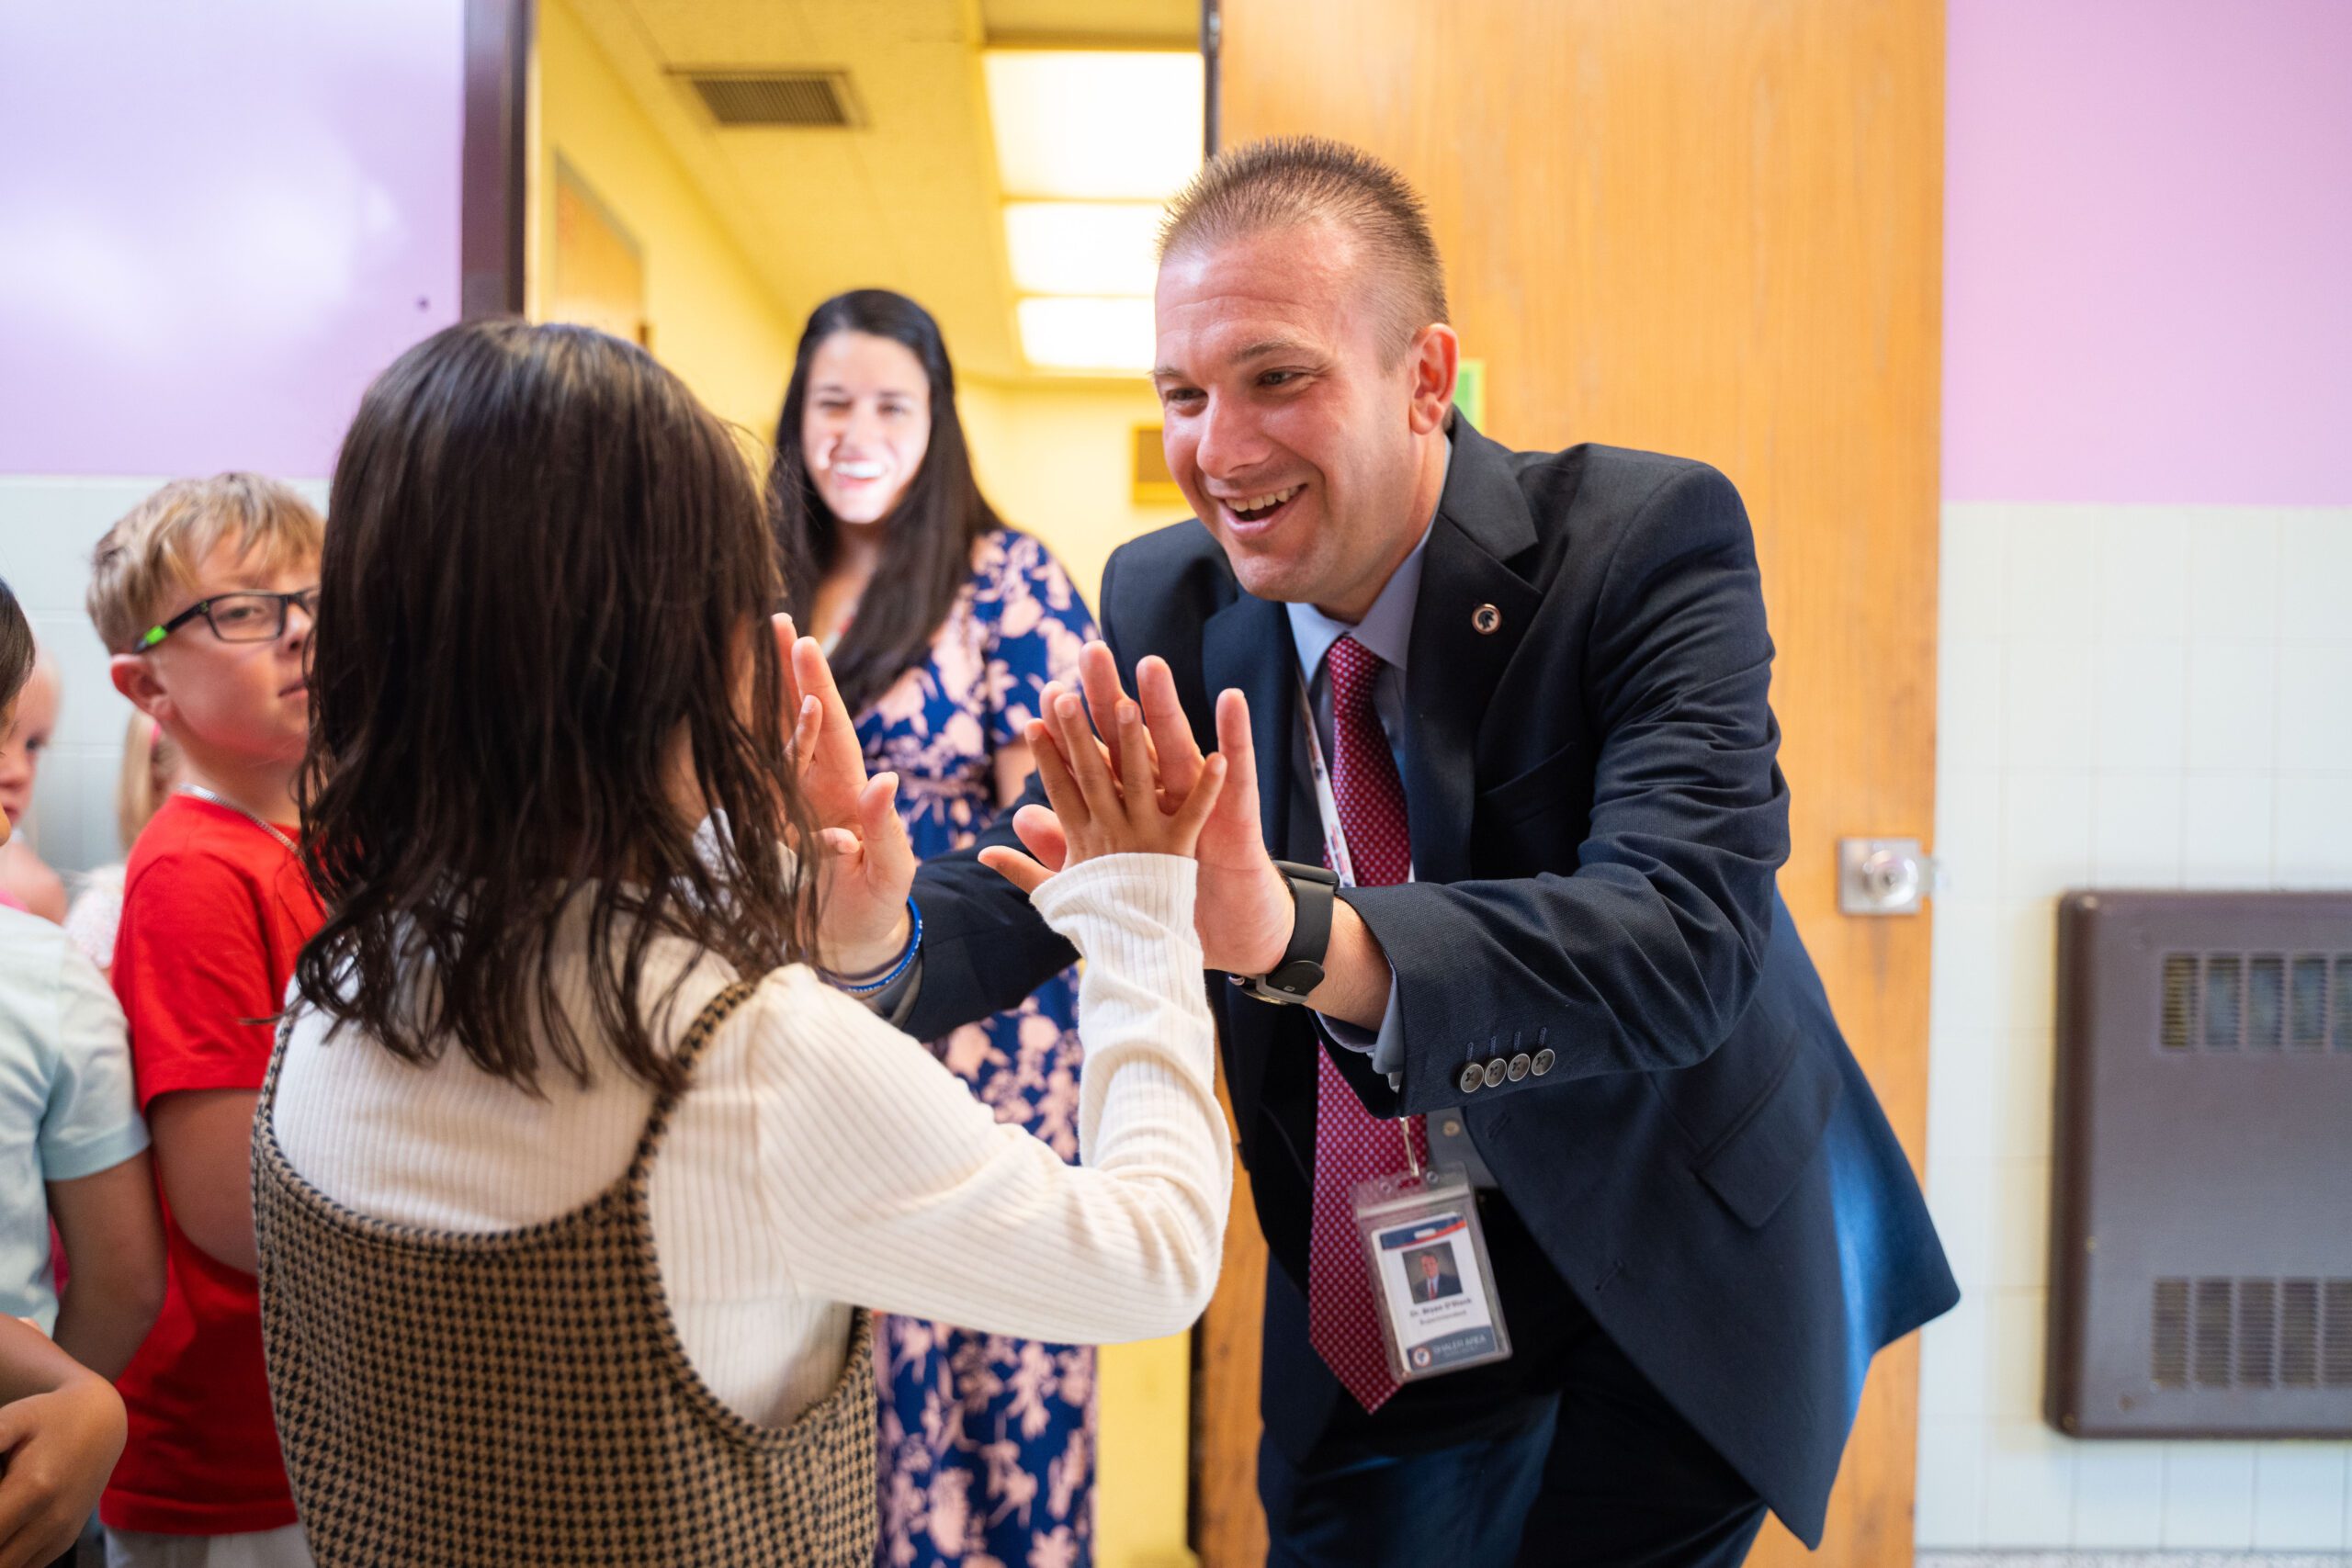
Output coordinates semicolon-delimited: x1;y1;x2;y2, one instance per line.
2254;1448;2351;1550
1917;502;2352;1551
0;474;330;877
2164;1446;2256;1548
2073;1444;2167;1548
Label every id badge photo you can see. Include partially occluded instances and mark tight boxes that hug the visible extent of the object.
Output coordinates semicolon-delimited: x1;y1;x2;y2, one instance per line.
1351;1163;1512;1383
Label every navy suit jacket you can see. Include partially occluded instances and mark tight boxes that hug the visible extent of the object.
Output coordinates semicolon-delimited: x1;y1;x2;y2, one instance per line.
904;419;1957;1546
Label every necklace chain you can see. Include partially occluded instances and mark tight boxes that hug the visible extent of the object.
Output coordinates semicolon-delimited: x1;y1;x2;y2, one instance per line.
176;784;299;858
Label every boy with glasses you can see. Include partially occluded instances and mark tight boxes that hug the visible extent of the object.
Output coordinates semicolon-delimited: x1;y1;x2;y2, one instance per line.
84;474;325;1568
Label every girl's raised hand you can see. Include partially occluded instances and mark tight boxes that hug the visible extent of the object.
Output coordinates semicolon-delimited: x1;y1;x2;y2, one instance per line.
772;615;917;975
980;693;1225;897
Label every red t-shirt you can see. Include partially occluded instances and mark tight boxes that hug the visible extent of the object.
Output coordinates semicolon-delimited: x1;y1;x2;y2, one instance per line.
104;795;323;1536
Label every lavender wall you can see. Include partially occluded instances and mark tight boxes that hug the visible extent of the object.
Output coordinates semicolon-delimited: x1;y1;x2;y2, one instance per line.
1943;0;2352;506
0;2;466;878
0;1;466;479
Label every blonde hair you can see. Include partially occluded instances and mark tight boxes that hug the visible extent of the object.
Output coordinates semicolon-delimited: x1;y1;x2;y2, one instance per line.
1159;136;1449;357
116;714;180;851
86;473;324;655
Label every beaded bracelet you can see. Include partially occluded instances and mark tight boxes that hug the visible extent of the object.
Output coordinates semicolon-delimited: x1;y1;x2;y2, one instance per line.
825;897;922;996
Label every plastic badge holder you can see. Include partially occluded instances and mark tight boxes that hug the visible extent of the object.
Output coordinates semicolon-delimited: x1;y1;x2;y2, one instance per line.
1352;1162;1512;1384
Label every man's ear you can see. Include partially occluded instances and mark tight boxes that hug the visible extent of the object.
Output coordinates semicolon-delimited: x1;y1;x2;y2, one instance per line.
111;652;173;727
1406;322;1461;435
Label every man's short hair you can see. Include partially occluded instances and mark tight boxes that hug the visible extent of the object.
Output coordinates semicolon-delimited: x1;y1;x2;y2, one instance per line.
87;474;324;655
1159;135;1449;357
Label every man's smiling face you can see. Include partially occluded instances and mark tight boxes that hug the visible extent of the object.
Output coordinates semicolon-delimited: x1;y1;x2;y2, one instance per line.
1153;221;1434;621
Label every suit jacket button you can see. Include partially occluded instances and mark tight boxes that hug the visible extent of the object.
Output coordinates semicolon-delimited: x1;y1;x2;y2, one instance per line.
1482;1057;1508;1089
1458;1063;1485;1094
1508;1053;1532;1081
1531;1047;1556;1076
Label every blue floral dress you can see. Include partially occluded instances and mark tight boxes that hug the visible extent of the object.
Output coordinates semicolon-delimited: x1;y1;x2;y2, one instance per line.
859;528;1100;1568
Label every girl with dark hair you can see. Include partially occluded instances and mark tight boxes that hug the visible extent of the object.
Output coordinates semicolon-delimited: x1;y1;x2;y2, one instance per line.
256;320;1233;1567
773;290;1111;1567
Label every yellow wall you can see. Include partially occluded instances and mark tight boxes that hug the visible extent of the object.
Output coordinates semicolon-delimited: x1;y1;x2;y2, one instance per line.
958;381;1194;618
531;0;797;437
1093;1330;1201;1568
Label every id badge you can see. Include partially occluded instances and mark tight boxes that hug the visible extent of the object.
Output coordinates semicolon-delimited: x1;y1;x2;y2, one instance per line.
1351;1163;1512;1383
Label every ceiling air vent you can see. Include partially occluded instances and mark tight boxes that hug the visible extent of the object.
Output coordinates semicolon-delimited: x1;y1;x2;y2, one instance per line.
678;70;861;130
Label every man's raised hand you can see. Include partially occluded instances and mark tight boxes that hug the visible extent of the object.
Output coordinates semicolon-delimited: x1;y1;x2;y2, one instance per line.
980;691;1225;896
1009;642;1300;976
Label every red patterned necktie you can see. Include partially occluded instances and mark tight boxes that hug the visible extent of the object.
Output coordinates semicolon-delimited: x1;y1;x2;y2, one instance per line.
1307;634;1429;1413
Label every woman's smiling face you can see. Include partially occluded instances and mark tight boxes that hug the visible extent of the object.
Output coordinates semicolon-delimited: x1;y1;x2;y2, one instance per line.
799;332;933;526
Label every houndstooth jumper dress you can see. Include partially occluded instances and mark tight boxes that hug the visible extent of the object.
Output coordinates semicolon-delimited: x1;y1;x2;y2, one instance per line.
253;978;878;1566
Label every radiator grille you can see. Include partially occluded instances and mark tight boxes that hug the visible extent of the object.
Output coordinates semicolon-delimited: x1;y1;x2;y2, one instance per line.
2153;1277;2352;1389
2157;952;2352;1052
2058;893;2352;1437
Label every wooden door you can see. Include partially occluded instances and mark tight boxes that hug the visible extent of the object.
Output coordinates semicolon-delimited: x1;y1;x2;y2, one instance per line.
1197;3;1944;1564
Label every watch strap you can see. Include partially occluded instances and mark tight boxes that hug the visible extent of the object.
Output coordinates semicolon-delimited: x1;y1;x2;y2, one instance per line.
1236;862;1340;1005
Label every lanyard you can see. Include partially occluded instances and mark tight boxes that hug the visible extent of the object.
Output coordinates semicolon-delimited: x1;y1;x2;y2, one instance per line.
1296;671;1423;1177
1295;675;1359;889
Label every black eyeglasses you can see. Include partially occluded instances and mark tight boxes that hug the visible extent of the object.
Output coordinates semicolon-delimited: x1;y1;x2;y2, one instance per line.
139;588;319;649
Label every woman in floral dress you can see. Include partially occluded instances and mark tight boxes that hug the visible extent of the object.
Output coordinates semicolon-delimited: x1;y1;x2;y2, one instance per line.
773;290;1101;1568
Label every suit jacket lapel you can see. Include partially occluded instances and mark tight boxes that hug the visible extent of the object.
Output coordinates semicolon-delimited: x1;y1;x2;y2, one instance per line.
1403;419;1544;886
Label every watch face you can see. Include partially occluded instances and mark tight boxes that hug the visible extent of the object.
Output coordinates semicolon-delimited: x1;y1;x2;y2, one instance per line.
1269;959;1326;995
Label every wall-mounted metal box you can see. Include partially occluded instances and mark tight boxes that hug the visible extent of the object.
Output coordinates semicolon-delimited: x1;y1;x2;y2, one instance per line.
2047;891;2352;1438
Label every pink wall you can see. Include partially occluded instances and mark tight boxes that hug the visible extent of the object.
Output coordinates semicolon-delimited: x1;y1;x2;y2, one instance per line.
0;2;465;480
1944;0;2352;504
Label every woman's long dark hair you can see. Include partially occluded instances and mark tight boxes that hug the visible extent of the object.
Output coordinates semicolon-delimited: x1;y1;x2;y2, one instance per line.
296;320;819;1093
771;289;1002;715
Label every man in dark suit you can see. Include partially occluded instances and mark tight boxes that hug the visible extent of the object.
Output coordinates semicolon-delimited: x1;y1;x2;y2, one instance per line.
860;137;1955;1565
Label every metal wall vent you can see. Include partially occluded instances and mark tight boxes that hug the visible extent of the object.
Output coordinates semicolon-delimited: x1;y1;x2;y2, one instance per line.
678;71;860;129
2048;892;2352;1438
2159;952;2352;1052
2152;1278;2352;1389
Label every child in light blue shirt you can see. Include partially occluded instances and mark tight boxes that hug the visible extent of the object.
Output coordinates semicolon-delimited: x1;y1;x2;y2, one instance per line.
0;575;164;1381
0;907;159;1346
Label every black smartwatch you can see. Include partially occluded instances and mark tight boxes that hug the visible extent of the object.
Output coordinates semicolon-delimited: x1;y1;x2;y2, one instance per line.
1231;862;1341;1005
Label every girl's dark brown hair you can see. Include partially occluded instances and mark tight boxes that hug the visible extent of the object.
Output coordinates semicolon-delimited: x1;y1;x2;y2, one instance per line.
770;289;1002;715
0;576;33;714
296;320;817;1092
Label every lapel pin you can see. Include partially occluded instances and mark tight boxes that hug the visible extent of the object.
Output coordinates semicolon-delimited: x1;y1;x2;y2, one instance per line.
1471;604;1502;635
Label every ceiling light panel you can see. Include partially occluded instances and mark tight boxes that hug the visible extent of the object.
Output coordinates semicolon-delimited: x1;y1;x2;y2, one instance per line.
1003;202;1164;297
1016;297;1157;373
984;51;1204;201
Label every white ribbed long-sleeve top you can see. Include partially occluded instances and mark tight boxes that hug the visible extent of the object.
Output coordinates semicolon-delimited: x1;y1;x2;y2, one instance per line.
271;853;1230;1429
